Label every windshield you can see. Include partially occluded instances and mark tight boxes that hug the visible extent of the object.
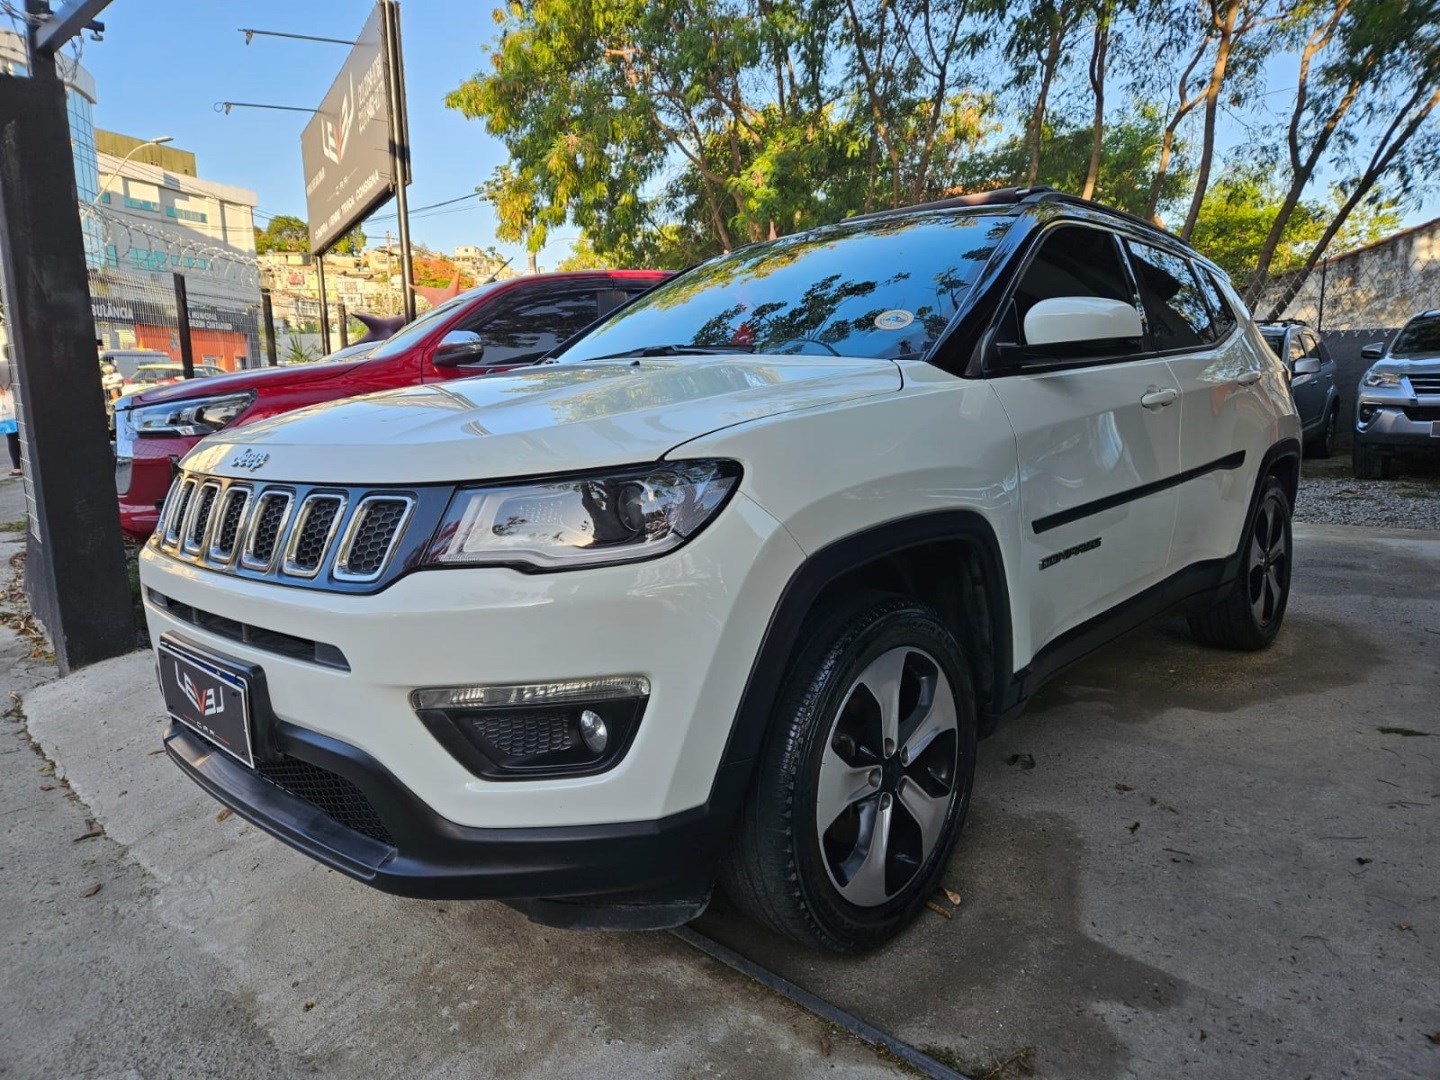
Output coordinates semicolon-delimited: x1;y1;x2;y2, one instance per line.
557;210;1014;363
1260;332;1284;358
133;367;182;382
367;285;499;361
1390;316;1440;359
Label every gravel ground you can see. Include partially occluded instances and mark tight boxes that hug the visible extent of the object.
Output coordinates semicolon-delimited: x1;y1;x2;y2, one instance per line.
1294;454;1440;530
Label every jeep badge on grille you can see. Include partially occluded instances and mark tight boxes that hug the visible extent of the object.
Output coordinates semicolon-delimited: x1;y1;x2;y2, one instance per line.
231;449;270;472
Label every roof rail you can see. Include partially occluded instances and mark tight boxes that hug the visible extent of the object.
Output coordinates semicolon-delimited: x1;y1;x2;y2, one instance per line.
843;186;1055;225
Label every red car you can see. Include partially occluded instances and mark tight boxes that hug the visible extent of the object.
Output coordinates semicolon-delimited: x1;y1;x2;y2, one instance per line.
113;271;666;538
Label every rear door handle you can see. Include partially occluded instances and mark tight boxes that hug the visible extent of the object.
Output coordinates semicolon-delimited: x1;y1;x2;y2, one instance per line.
1141;387;1179;409
1235;371;1262;386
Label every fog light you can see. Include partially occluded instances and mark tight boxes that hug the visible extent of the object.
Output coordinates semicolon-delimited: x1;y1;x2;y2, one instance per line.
1359;404;1378;424
579;709;608;753
410;676;649;780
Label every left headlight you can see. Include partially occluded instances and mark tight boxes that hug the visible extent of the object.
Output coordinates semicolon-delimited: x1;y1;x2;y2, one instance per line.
424;460;741;571
127;392;255;438
1362;369;1402;388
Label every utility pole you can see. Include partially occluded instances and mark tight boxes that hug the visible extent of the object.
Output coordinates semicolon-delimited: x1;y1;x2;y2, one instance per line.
381;1;416;321
0;0;136;672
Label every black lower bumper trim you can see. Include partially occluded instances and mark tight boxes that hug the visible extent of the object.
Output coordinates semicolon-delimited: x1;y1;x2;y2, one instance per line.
164;720;743;903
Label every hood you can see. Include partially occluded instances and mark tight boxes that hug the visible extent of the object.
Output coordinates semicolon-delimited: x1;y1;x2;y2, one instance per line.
1371;356;1440;375
122;357;371;408
183;355;900;484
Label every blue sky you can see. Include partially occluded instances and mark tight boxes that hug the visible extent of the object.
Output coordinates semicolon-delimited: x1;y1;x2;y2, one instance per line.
79;0;573;266
76;2;1432;270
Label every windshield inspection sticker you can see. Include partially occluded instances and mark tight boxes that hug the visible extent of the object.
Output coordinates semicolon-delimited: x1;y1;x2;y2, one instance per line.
874;309;915;330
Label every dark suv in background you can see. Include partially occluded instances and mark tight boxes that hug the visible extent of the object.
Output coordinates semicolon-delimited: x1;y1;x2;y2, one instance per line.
1259;321;1340;457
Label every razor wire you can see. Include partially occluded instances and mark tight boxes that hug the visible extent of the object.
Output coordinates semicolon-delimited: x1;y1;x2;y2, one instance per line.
80;202;262;289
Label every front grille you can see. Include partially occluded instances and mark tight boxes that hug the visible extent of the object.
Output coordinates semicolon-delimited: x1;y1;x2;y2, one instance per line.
254;755;395;846
1402;405;1440;422
284;495;345;576
164;478;197;545
154;472;426;590
243;491;292;569
1409;374;1440;395
208;487;250;562
335;497;413;581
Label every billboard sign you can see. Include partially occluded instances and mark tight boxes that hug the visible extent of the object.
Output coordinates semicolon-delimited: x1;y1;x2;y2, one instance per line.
300;3;397;253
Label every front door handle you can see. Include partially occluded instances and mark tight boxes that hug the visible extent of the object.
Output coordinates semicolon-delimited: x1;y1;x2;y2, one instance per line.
1235;370;1262;386
1141;387;1179;409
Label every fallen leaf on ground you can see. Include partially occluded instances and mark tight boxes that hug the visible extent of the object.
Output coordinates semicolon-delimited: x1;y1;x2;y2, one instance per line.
1006;753;1036;771
1424;1031;1440;1045
1127;821;1141;834
81;884;102;898
942;888;963;906
72;827;102;842
1356;857;1373;865
216;808;233;823
1114;782;1134;792
925;901;953;920
302;1001;316;1012
1398;923;1413;931
819;1030;831;1057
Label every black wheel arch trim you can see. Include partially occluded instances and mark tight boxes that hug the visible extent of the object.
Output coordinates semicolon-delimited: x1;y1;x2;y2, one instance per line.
714;510;1014;779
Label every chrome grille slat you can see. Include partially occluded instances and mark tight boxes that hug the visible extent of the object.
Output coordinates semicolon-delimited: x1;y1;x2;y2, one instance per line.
206;486;251;565
334;496;414;582
181;482;221;555
282;494;347;578
1409;374;1440;395
152;471;417;588
242;491;294;571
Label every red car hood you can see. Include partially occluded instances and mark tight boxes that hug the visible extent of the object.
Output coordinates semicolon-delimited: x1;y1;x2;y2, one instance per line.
123;359;371;408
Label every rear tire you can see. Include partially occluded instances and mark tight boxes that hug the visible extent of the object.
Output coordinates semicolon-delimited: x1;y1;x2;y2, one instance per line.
722;592;977;953
1309;405;1337;459
1188;476;1292;651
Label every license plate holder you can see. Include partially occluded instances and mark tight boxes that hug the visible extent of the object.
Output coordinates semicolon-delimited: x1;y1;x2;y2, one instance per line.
158;636;256;768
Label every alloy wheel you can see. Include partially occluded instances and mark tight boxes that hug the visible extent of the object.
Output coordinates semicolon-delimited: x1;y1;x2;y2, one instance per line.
815;647;959;907
1247;492;1290;627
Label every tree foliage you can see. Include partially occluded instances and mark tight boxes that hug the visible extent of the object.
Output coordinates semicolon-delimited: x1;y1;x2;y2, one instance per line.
448;0;1440;294
254;215;366;257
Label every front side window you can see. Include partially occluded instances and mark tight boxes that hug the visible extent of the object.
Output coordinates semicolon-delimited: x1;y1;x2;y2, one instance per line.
557;211;1014;363
1000;226;1135;350
1390;316;1440;358
1126;241;1216;350
469;292;601;365
1287;334;1306;366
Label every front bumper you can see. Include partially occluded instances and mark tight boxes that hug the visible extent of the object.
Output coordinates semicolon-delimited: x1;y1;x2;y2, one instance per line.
165;718;746;907
1354;398;1440;450
140;490;804;896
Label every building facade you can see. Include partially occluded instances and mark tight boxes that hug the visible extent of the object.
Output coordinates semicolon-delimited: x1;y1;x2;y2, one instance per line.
92;131;262;369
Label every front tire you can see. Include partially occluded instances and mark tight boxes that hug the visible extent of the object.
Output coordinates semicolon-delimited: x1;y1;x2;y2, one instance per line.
722;593;977;952
1188;476;1293;651
1309;405;1337;459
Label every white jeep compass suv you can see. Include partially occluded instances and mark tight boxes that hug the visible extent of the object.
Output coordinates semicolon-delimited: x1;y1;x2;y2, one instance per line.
140;188;1301;952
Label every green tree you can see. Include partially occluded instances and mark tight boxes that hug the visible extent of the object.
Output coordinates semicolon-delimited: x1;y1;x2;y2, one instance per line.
479;164;548;274
254;215;310;254
556;235;615;271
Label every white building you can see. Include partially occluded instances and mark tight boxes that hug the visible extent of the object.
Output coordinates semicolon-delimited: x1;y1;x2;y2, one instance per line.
93;132;262;368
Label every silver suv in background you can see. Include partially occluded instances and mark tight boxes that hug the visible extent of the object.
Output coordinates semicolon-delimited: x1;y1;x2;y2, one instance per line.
1353;310;1440;479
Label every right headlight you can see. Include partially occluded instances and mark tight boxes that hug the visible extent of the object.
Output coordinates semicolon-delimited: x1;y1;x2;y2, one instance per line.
1363;369;1402;388
424;460;741;571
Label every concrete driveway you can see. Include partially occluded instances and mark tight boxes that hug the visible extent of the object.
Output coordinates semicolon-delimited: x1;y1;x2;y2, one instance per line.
9;523;1439;1079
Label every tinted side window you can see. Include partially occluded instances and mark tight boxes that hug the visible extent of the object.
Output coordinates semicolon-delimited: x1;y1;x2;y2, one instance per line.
1193;267;1237;337
467;292;600;365
1287;334;1306;365
1008;227;1133;346
1302;332;1323;359
1126;241;1216;350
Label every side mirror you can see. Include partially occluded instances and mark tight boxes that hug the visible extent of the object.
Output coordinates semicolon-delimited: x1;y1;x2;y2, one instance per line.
1023;297;1143;348
1292;357;1322;376
433;330;485;367
1360;342;1385;360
